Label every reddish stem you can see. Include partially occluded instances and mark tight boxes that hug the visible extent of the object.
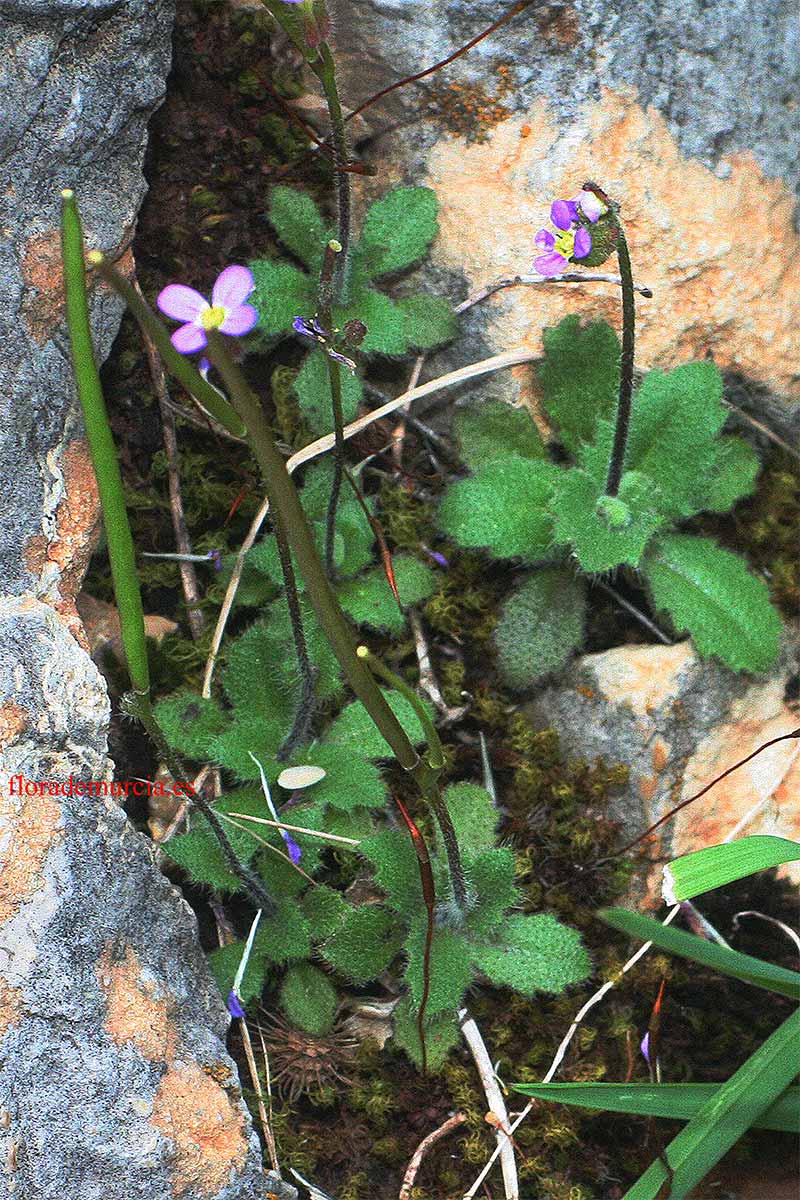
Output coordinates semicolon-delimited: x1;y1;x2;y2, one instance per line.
395;793;435;1074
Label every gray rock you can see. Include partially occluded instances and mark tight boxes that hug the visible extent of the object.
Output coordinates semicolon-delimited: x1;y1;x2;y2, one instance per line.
526;638;800;890
0;3;288;1198
334;0;800;404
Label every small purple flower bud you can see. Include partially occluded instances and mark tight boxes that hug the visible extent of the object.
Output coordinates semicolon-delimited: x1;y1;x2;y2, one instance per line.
640;1031;651;1067
281;830;303;865
576;190;606;222
198;357;211;375
293;315;314;336
573;228;592;259
207;549;223;572
227;990;246;1019
421;544;449;568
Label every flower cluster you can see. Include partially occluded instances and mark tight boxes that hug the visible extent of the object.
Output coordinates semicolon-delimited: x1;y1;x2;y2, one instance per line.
157;265;257;354
533;189;606;277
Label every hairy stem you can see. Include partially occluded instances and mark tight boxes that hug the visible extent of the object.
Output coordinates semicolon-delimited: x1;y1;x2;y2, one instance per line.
604;219;636;497
315;42;351;279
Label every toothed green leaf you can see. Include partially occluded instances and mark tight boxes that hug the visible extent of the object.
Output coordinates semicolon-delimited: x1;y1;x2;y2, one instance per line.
454;399;546;470
494;567;586;690
153;690;228;759
396;293;456;349
472;914;591;995
581;362;728;519
538;316;620;453
392;995;461;1070
356;186;439;278
438;459;561;562
701;435;761;513
268;185;327;271
208;939;270;1007
280;962;338;1035
301;884;348;938
551;469;665;572
405;923;474;1017
254;897;312;965
321;689;432;759
293;348;363;435
297;743;387;811
642;534;782;672
337;288;408;355
360;827;422;916
337;555;436;634
465;848;521;934
250;259;315;336
442;783;499;856
320;906;403;983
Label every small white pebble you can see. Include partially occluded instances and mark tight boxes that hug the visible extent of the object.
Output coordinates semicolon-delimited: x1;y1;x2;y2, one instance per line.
277;765;326;791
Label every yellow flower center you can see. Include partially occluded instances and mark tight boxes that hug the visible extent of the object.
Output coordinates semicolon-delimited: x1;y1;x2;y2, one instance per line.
200;304;226;331
554;229;576;259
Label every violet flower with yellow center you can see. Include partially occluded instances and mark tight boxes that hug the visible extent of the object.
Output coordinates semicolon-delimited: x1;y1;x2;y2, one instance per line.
533;189;607;277
157;264;258;354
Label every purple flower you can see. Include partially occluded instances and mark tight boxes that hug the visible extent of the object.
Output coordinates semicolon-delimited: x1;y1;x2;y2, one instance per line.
640;1031;651;1067
292;314;357;373
227;990;246;1019
533;189;607;277
157;265;258;355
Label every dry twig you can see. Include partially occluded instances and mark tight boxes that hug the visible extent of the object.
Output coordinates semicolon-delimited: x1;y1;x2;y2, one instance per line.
459;1007;519;1200
399;1111;467;1200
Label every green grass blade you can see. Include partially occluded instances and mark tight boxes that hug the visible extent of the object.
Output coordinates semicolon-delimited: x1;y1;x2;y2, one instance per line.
61;189;150;695
599;908;800;999
511;1082;800;1133
621;1006;800;1199
663;836;800;902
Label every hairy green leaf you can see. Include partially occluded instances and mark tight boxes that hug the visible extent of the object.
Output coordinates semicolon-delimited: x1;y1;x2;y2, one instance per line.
494;567;586;690
321;905;403;983
551;469;665;572
701;435;761;513
268;185;327;271
472;914;591;995
438;459;561;562
337;288;408;355
406;924;474;1017
337;555;436;634
250;259;315;336
454;399;546;470
360;827;422;917
322;689;432;759
392;996;461;1070
153;690;228;759
356;187;439;278
293;348;363;435
396;294;457;349
538;316;620;453
280;962;337;1035
208;939;270;1007
642;534;782;672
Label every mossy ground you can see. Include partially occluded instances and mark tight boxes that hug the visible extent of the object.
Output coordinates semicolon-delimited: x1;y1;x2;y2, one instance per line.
85;1;800;1195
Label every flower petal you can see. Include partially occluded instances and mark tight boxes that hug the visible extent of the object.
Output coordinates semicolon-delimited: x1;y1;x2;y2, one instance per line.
534;228;555;251
550;199;575;231
212;264;254;311
573;228;592;259
157;284;208;322
576;190;605;222
219;302;258;337
171;323;208;354
534;251;568;277
281;830;303;865
227;991;246;1019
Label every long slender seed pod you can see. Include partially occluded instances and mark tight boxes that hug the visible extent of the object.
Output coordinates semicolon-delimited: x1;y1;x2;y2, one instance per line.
61;190;150;697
